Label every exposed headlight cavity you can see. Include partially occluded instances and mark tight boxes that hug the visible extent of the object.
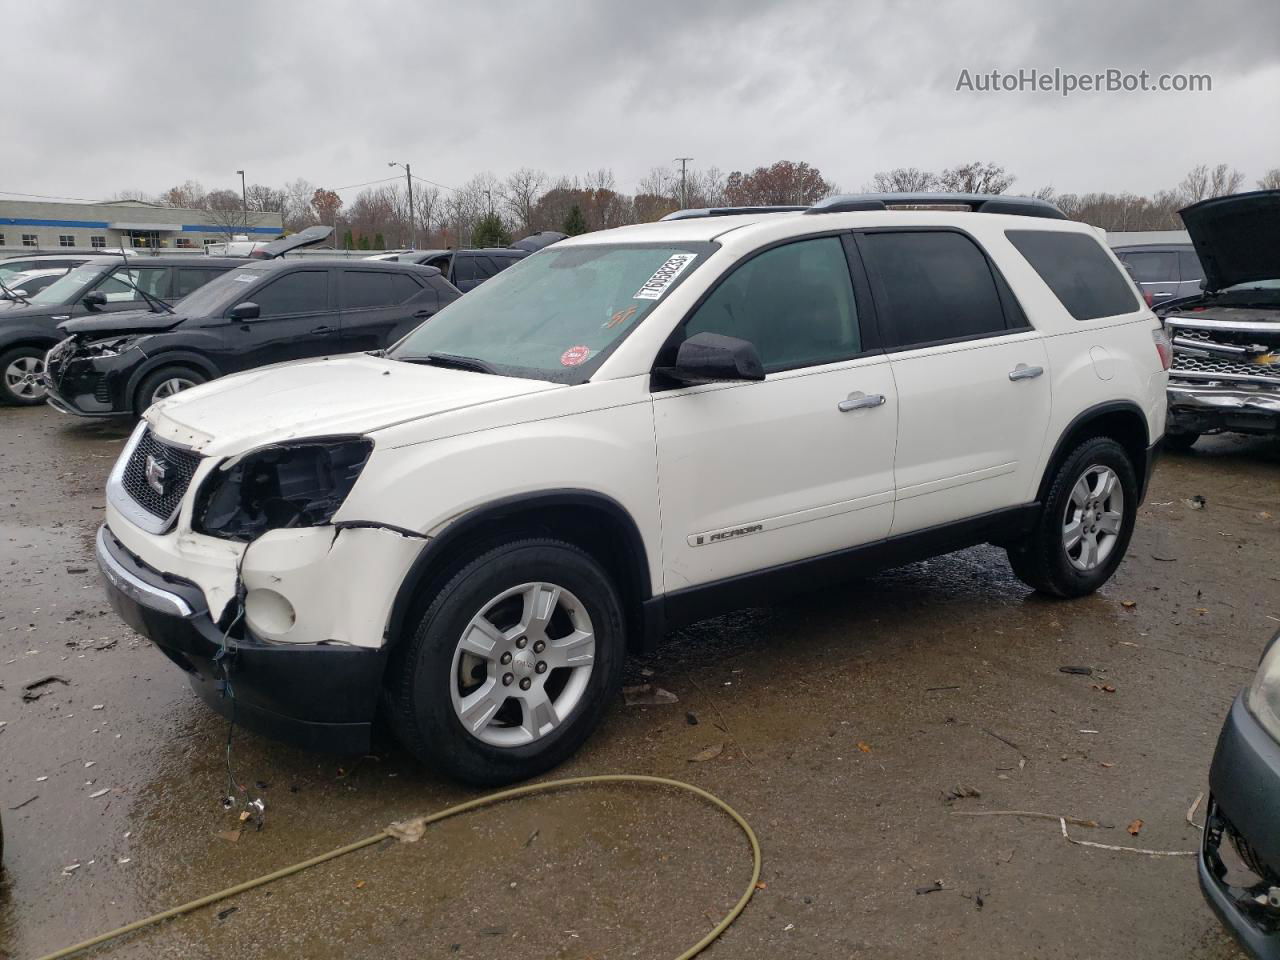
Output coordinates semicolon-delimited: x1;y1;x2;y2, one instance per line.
1247;632;1280;742
195;437;373;541
84;335;147;358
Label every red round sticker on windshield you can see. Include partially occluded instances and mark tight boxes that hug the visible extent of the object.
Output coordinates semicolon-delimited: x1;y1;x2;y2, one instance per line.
560;345;591;367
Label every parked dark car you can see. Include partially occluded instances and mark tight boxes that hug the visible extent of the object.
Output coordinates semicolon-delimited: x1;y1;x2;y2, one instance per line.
1113;242;1205;306
1201;627;1280;960
44;258;461;416
0;253;96;286
388;233;565;292
1157;190;1280;451
0;256;242;404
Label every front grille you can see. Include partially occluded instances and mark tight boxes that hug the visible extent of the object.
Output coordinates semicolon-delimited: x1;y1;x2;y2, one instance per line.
1172;352;1280;382
121;428;202;522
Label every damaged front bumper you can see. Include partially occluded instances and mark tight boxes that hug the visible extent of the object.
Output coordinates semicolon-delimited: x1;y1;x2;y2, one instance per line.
1166;316;1280;438
96;524;388;754
1200;694;1280;959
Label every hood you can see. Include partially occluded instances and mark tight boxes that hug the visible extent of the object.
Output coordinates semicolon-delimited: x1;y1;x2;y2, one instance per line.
147;353;561;456
1179;190;1280;292
248;224;333;259
60;309;184;336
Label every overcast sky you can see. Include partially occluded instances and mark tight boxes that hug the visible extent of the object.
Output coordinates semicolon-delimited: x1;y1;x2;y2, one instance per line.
5;0;1278;205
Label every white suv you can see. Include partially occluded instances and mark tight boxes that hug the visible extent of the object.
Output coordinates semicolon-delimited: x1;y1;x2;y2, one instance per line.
96;194;1170;784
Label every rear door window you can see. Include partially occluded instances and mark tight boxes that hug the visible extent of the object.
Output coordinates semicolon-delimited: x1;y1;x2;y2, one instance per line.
1178;249;1204;282
858;231;1009;348
452;256;477;284
98;266;170;302
1118;251;1177;283
1006;230;1139;320
341;270;421;309
250;270;330;316
174;267;222;299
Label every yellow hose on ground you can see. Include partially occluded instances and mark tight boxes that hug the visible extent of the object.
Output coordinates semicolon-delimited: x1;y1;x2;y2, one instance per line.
35;774;762;960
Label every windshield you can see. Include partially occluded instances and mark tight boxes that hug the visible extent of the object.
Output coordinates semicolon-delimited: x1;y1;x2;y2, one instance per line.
28;265;107;306
173;265;270;314
389;242;712;382
0;261;36;284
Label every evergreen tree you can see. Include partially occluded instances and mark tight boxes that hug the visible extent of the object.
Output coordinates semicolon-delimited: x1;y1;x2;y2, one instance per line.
357;234;370;250
342;229;354;250
472;212;513;248
374;233;385;250
562;205;588;236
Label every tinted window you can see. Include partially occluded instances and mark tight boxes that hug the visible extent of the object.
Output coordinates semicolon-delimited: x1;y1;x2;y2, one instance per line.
98;266;169;302
341;270;421;309
474;256;500;279
174;267;223;299
859;231;1007;348
1118;251;1177;283
452;256;477;283
1006;230;1139;320
683;236;860;372
250;271;329;316
1179;249;1204;281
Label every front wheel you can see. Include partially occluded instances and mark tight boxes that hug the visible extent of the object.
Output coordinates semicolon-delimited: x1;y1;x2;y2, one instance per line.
0;346;50;405
385;539;625;785
1008;436;1138;598
134;366;206;414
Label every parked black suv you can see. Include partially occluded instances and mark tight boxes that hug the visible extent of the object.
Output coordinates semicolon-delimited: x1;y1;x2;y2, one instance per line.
45;258;461;416
1;256;242;404
389;233;565;292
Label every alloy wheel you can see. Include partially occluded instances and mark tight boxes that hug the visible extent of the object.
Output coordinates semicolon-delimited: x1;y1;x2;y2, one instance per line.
1062;464;1124;571
4;355;46;400
450;581;596;747
151;377;197;401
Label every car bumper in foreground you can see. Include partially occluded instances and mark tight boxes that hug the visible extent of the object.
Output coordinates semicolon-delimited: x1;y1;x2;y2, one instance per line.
1200;694;1280;959
96;524;385;754
1169;380;1280;437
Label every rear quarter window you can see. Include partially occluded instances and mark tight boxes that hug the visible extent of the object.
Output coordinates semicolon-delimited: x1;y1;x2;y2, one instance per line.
1006;230;1139;320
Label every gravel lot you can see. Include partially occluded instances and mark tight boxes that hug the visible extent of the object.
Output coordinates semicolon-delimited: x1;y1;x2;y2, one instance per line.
2;405;1276;959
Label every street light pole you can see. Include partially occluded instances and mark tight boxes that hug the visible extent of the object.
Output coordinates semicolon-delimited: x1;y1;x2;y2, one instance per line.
675;157;693;208
236;170;247;230
389;161;415;249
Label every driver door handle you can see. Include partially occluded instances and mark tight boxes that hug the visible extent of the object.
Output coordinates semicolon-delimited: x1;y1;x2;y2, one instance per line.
838;392;886;412
1008;364;1044;381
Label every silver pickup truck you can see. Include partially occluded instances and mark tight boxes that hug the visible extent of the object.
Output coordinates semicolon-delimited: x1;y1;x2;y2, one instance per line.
1159;190;1280;451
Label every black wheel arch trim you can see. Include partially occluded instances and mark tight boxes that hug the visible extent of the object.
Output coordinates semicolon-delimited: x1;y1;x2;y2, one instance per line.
0;331;60;354
383;489;655;654
1036;399;1152;503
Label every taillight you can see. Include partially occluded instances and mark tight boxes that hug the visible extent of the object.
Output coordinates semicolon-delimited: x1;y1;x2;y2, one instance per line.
1152;325;1172;370
1142;289;1155;308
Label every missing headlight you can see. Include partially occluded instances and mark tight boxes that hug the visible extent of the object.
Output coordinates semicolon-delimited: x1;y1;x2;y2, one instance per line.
194;437;373;540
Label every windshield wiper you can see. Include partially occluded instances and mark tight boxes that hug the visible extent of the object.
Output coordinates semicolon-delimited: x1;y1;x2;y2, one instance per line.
106;251;175;315
0;277;30;305
399;352;498;374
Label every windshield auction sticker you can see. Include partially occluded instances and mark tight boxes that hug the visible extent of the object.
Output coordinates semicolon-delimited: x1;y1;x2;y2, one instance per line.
633;253;697;300
560;345;592;367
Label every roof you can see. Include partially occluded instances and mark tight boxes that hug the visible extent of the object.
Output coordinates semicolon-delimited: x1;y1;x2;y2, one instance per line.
80;255;247;268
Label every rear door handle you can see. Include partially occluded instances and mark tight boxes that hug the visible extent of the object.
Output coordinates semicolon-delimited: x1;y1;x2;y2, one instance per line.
311;325;334;334
1008;364;1044;381
838;392;886;412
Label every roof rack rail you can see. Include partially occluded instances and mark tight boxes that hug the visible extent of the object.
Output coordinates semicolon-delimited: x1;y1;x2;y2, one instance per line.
660;205;809;221
805;192;1067;220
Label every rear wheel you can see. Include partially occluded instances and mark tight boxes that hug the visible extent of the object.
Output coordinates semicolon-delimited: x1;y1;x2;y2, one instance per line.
386;539;625;785
135;366;206;414
1008;436;1138;597
0;346;50;405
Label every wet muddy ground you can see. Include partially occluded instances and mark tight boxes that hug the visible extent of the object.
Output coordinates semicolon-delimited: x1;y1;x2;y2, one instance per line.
1;404;1276;959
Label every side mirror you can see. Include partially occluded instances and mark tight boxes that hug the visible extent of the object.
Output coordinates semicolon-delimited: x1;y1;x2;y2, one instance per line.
229;301;261;321
9;289;28;298
661;332;765;385
82;290;108;311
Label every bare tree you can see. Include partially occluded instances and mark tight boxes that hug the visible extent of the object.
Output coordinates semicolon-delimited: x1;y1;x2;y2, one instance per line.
936;162;1015;194
501;168;546;233
1259;168;1280;191
869;167;937;192
159;180;207;209
416;185;444;247
201;189;255;239
281;178;317;232
1180;163;1245;203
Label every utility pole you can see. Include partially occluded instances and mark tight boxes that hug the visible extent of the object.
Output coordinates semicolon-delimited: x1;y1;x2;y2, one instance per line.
675;157;693;208
485;189;493;216
236;169;247;229
388;161;416;248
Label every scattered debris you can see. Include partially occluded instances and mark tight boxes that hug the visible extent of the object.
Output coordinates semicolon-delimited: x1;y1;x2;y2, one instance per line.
925;685;961;692
217;830;242;843
951;809;1100;828
686;711;699;726
622;684;678;706
8;795;38;810
1059;665;1093;676
688;743;724;763
355;880;367;889
65;566;88;574
1151;554;1178;562
1092;684;1117;693
943;785;982;802
856;741;873;754
22;675;70;701
386;816;429;843
1061;818;1194;857
524;830;539;848
62;863;81;876
1187;792;1205;831
1127;819;1144;836
89;787;110;799
915;881;944;895
216;906;238;921
92;704;105;711
1183;496;1207;510
1121;600;1137;609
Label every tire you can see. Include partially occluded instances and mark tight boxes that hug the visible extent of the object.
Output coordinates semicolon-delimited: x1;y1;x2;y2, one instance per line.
1007;436;1139;598
1163;431;1200;453
0;345;51;406
385;538;626;786
134;366;206;414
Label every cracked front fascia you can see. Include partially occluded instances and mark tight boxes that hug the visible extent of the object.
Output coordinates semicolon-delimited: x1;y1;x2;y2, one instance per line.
239;524;425;648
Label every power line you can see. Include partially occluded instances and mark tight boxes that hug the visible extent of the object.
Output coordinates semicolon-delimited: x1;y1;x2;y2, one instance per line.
0;189;119;202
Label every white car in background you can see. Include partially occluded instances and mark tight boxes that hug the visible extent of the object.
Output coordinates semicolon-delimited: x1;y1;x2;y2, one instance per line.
94;193;1168;785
